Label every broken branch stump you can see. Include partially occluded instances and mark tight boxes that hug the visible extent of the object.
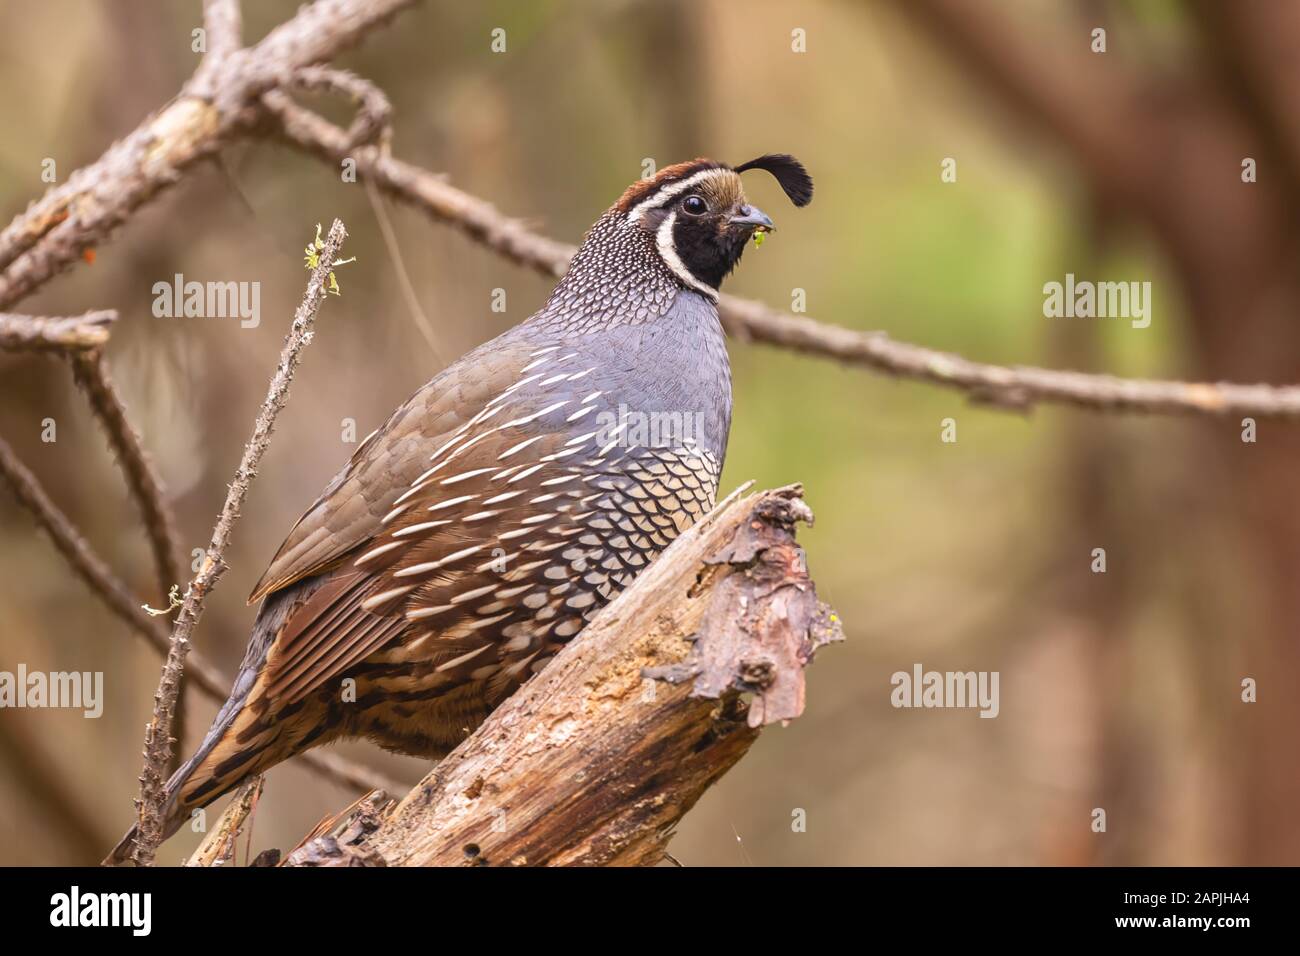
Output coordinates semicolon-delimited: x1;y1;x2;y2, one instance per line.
285;483;841;867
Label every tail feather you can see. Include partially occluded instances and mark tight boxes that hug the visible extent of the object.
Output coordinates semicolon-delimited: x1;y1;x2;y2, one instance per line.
103;580;320;866
102;697;253;865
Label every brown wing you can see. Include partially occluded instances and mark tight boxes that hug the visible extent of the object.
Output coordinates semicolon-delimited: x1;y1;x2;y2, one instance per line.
247;340;536;604
261;423;570;703
255;339;594;704
253;340;722;711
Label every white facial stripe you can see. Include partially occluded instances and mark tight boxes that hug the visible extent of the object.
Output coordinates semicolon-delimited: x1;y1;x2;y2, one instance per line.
655;210;719;300
627;167;731;223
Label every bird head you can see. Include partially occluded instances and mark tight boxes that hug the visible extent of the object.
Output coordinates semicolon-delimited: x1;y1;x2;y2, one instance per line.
612;153;813;297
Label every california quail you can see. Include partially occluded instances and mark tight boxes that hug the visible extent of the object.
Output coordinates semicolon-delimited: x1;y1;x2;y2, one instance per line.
108;154;812;862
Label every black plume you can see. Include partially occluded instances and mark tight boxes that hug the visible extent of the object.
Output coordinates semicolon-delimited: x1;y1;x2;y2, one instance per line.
733;153;814;207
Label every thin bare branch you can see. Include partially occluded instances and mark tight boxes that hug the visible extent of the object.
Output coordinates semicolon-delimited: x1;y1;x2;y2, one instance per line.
714;297;1300;418
0;431;404;799
130;218;349;866
0;310;116;352
0;433;227;699
0;0;415;309
184;775;261;867
68;348;189;771
266;99;1300;420
200;0;243;68
69;351;182;603
0;2;419;811
6;0;1280;423
264;94;574;275
363;180;446;364
285;65;393;151
270;65;443;361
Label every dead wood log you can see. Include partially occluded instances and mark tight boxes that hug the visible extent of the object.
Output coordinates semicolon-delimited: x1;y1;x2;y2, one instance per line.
284;484;841;867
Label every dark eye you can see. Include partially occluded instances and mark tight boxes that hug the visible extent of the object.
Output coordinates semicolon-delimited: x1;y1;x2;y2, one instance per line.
681;195;707;215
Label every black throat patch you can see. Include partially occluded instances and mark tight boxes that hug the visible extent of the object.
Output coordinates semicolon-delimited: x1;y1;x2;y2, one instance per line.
669;211;750;290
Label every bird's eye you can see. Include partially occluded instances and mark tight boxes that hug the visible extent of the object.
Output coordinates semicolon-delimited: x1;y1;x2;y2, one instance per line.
681;195;708;215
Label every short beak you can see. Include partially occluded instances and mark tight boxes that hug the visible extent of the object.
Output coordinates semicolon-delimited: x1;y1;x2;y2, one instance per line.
729;204;774;232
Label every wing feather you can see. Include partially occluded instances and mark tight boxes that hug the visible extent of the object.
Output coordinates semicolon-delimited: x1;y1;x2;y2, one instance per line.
247;340;538;604
254;340;589;706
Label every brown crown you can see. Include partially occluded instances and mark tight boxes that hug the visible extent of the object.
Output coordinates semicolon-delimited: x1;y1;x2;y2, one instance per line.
613;158;724;213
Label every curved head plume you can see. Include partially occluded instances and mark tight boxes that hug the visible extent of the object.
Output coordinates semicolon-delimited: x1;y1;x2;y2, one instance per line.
732;153;814;207
605;153;814;298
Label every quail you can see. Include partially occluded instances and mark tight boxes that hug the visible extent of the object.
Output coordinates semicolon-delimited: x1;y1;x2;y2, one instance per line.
108;154;813;863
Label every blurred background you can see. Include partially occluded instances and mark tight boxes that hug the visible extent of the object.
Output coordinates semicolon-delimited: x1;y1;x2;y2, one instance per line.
1;0;1297;866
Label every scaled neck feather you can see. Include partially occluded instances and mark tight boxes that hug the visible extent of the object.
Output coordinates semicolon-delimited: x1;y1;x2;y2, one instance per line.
532;213;702;334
